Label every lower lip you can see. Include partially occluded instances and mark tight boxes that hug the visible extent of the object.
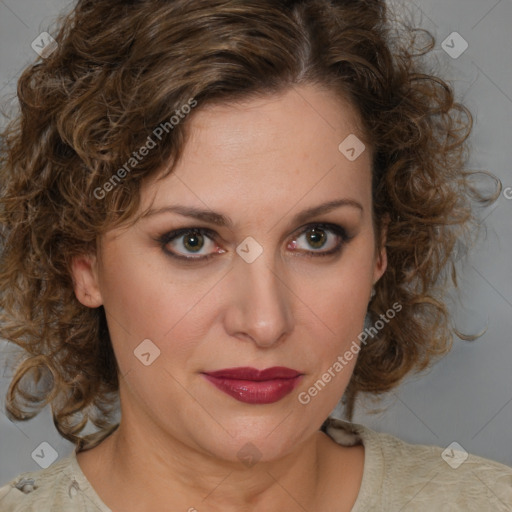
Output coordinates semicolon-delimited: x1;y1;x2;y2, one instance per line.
203;375;303;404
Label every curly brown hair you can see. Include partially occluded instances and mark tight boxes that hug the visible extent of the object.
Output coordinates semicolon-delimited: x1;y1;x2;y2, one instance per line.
0;0;499;448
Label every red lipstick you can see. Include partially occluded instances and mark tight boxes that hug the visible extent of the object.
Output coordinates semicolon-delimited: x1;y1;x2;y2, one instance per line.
202;366;303;404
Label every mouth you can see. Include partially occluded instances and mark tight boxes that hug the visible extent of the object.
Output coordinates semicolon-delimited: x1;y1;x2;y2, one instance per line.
202;366;304;404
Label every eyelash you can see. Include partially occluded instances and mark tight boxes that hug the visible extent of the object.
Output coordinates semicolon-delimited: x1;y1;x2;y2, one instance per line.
157;223;352;263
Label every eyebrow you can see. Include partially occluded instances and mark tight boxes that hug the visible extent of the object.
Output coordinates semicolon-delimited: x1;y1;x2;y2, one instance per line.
142;198;363;228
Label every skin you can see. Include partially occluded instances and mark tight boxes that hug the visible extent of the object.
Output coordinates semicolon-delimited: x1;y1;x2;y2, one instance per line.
71;83;387;512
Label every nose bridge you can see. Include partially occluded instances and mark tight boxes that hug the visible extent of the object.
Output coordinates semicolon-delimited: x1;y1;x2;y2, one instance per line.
228;244;293;346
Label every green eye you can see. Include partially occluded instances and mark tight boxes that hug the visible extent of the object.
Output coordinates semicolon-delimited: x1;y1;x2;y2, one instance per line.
159;228;218;260
181;230;205;253
304;227;328;249
290;223;349;257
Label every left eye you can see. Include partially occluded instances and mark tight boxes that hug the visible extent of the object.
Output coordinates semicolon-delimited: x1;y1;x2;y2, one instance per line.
289;224;347;256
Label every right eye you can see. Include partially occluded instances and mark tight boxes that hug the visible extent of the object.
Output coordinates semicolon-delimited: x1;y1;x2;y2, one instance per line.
158;228;226;262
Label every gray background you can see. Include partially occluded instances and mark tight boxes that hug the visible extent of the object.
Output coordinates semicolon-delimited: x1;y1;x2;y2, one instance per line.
1;0;511;487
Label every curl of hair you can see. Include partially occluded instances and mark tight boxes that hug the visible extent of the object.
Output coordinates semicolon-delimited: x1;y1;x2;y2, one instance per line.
0;0;499;447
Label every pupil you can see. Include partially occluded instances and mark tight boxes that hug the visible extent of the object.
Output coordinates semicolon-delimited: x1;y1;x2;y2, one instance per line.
184;231;203;252
308;228;326;249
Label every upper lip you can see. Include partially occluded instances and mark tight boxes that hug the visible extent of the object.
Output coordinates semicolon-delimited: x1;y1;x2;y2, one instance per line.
203;367;302;380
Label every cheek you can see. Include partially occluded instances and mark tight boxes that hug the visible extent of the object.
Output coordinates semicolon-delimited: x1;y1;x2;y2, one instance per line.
295;283;367;412
301;281;368;337
305;283;367;374
97;245;217;372
294;254;373;342
291;245;374;401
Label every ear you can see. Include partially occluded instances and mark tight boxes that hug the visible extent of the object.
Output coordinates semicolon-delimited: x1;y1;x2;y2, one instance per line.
372;214;389;285
70;253;103;308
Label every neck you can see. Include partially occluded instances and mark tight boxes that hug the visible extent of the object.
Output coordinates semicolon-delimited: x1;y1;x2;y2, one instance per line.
76;405;363;512
104;422;326;511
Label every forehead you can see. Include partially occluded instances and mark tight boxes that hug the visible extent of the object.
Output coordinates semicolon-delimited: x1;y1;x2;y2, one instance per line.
140;85;372;220
187;84;369;158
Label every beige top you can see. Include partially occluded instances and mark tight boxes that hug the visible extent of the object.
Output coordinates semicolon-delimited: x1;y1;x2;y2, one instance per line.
1;417;511;511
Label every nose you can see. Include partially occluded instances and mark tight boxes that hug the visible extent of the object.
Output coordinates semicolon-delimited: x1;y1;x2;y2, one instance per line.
223;249;294;348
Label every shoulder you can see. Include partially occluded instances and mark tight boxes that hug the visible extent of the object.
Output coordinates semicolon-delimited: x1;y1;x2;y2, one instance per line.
324;417;512;511
0;452;107;512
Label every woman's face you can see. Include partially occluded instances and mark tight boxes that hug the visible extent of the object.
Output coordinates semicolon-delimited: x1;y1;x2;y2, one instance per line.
73;84;387;463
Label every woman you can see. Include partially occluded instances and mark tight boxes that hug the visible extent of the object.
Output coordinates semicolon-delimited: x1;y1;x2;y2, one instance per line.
0;0;511;510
